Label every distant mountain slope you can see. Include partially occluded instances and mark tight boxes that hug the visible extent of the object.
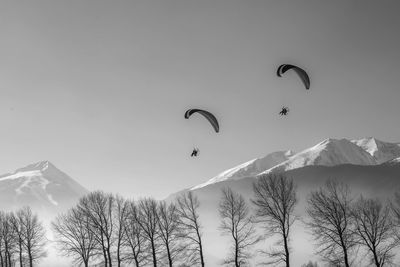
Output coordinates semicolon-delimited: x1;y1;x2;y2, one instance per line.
352;137;400;164
192;150;294;189
0;161;88;216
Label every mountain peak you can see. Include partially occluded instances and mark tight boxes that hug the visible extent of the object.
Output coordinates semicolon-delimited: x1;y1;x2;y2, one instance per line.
313;138;350;147
0;160;88;214
29;160;51;170
13;160;59;173
258;137;377;176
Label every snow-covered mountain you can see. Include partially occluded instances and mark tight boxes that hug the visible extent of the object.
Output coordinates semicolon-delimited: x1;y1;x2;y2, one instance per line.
193;137;400;189
259;138;377;175
0;161;88;216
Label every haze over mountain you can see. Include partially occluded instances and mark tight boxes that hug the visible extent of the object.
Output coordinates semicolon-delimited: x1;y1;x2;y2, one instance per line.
169;137;400;266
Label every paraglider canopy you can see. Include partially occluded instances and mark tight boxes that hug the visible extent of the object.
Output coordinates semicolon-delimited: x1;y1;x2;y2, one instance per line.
277;64;310;90
184;109;219;133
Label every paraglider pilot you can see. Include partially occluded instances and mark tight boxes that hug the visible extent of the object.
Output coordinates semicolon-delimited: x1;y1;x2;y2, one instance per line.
191;148;199;157
279;106;289;116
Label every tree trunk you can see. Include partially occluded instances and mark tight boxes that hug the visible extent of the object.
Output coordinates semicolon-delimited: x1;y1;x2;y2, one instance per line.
4;243;8;267
283;233;290;267
100;235;108;267
7;251;12;267
131;246;140;267
102;248;108;267
343;247;350;267
117;244;121;267
151;239;157;267
7;253;11;267
4;251;7;267
28;247;33;267
340;236;350;267
196;230;205;267
372;250;380;267
166;242;173;267
19;239;23;267
106;244;112;267
235;237;239;267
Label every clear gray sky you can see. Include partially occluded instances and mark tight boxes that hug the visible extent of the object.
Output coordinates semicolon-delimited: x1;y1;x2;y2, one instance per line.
1;0;400;199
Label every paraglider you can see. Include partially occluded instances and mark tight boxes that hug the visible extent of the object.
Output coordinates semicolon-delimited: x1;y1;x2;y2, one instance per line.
279;106;289;116
191;148;200;157
185;109;219;158
277;64;310;90
184;109;219;133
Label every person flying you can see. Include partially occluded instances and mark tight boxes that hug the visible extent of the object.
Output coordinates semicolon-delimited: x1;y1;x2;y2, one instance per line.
279;106;289;116
191;148;199;157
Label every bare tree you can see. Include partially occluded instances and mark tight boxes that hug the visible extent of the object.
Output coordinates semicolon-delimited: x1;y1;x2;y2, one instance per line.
18;207;47;267
114;195;129;267
176;191;205;267
157;201;184;267
352;196;397;267
0;211;16;267
391;191;400;238
10;211;25;267
78;191;115;267
137;198;160;267
306;180;356;267
123;200;149;267
52;207;97;267
219;188;260;267
252;173;297;267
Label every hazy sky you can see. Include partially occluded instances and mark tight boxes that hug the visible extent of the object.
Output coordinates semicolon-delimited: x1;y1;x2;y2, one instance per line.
1;0;400;199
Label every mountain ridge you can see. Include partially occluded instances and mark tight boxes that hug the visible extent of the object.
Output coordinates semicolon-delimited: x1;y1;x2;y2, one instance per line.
191;137;400;190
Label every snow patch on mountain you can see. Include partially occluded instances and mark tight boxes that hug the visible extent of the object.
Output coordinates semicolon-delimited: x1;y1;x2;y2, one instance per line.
382;156;400;166
393;157;400;163
40;176;59;206
0;170;42;182
352;137;400;164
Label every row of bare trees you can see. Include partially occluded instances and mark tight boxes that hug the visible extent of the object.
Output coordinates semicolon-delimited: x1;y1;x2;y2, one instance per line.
52;191;205;267
218;174;297;267
218;174;400;267
306;180;400;267
51;174;400;267
0;207;47;267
